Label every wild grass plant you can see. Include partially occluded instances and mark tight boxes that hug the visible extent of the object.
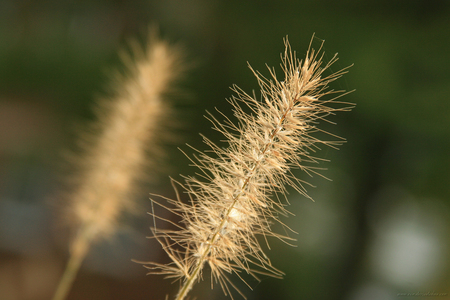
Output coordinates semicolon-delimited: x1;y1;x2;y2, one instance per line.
142;36;353;300
52;33;185;300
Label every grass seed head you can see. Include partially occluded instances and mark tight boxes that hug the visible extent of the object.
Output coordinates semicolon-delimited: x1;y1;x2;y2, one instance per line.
144;36;353;300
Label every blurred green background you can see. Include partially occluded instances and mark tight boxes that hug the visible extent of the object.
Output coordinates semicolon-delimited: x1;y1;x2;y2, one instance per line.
1;1;449;299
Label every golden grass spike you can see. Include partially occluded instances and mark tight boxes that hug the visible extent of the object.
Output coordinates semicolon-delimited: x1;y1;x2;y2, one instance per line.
52;31;186;300
143;36;353;300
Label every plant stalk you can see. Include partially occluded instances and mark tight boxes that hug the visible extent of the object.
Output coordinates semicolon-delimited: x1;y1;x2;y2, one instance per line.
52;229;91;300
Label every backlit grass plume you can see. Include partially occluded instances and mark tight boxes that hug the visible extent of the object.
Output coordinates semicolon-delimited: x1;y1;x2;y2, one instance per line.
52;33;185;300
143;37;353;300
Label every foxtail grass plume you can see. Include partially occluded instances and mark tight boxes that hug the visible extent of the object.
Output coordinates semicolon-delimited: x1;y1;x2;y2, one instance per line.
52;32;186;300
143;36;353;300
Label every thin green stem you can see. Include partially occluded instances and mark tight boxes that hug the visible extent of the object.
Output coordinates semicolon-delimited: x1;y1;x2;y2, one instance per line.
174;259;203;300
52;229;91;300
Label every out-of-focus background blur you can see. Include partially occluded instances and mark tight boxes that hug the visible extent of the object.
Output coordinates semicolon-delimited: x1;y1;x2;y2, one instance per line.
1;1;449;299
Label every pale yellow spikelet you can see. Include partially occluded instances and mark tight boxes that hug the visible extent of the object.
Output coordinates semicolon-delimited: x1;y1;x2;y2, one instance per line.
69;34;183;241
52;32;186;300
144;36;353;300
